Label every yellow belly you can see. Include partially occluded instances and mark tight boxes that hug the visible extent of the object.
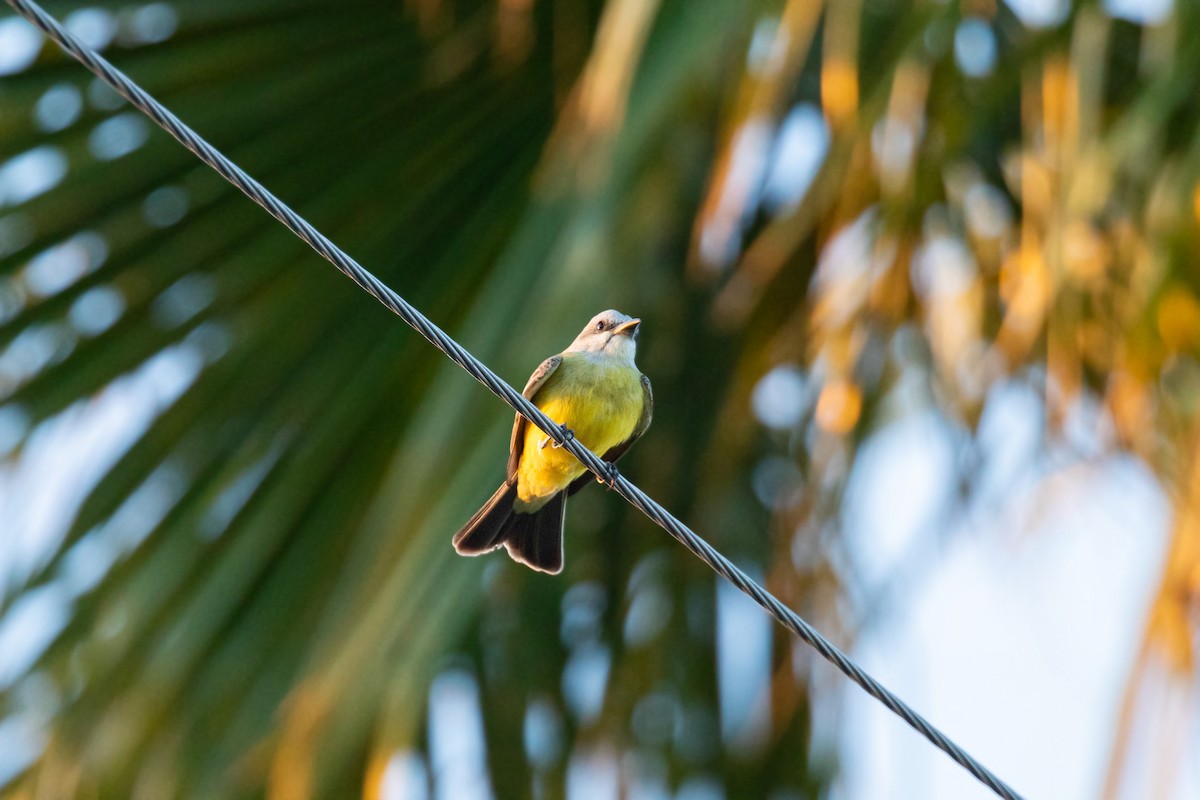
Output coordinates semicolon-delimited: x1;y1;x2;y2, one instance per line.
516;356;642;509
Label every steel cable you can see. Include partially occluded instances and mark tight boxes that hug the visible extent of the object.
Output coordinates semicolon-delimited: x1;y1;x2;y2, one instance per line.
3;1;1026;797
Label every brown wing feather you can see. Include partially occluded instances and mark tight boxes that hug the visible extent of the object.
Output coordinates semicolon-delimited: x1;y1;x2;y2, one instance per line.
507;355;562;481
568;372;653;496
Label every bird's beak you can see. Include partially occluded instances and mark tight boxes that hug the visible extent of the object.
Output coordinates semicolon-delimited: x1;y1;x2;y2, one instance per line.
613;318;641;337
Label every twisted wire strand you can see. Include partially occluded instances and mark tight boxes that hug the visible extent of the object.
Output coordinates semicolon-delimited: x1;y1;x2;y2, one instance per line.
4;2;1025;797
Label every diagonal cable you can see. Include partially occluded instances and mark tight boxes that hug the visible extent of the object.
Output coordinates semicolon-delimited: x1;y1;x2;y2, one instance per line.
3;1;1025;798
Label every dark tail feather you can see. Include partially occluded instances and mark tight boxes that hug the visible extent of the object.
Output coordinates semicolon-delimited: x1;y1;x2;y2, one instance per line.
502;491;566;574
453;481;519;555
453;483;567;575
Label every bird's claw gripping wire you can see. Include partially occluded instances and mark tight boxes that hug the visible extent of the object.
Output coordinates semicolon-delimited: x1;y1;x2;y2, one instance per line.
540;424;574;450
596;461;620;489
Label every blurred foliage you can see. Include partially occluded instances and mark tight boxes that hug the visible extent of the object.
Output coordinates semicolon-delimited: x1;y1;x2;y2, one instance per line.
0;0;1197;798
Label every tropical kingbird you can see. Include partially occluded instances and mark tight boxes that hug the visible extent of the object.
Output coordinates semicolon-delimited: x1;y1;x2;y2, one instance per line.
453;309;653;574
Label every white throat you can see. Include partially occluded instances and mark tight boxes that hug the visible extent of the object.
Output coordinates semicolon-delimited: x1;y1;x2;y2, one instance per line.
568;334;638;366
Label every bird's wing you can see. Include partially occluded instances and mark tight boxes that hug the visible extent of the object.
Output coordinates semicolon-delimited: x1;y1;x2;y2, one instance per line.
506;355;562;481
567;372;653;496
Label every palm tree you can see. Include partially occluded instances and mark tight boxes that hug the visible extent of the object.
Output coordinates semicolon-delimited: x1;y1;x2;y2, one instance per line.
0;0;1195;797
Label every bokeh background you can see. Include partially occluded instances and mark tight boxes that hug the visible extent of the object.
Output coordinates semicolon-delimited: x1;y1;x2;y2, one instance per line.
0;0;1197;797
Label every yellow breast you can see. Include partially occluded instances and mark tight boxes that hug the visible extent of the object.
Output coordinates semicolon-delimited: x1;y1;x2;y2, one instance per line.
515;354;643;508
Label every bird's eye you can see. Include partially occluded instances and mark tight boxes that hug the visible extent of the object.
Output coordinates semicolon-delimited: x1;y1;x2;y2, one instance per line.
595;320;605;331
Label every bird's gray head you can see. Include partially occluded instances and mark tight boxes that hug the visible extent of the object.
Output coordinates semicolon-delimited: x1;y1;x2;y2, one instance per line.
566;309;641;362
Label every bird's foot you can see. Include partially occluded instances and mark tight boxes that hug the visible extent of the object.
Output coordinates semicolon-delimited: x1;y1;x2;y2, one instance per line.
596;461;620;489
541;424;575;450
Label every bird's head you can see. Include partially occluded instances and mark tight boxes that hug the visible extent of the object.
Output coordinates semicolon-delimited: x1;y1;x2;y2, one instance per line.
567;309;641;362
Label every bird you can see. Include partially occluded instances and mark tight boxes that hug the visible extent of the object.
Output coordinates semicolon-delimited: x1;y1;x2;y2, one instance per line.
453;309;653;574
